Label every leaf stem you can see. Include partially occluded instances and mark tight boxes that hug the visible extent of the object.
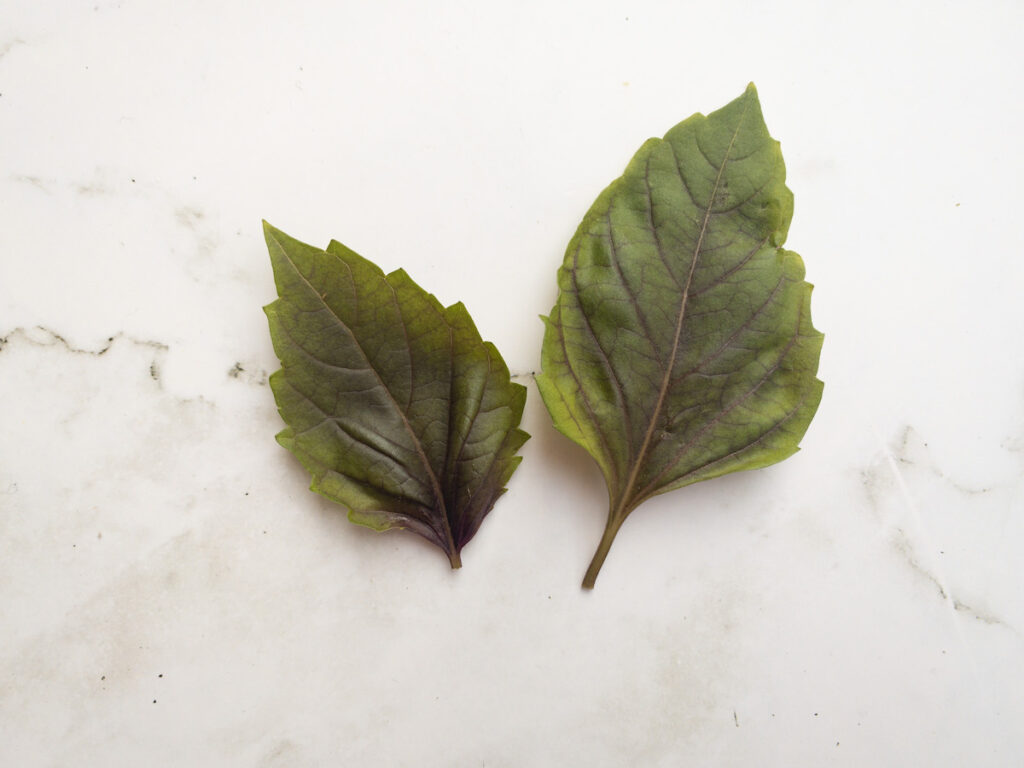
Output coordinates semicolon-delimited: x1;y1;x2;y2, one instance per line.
582;512;625;589
447;548;462;569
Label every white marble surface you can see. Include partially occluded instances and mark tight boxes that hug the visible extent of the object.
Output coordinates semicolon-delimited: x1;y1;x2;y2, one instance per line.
2;1;1022;765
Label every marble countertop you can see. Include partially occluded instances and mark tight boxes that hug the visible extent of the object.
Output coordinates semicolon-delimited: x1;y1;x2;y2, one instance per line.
2;1;1022;765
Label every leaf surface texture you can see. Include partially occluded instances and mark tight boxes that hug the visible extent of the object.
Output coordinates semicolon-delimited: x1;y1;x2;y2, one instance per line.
537;85;824;587
264;224;528;567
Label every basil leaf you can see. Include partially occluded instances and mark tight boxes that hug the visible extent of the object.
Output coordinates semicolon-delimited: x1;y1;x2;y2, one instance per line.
537;85;824;587
264;223;528;568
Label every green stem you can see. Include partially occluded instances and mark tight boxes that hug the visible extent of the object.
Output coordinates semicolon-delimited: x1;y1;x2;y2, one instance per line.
582;513;625;589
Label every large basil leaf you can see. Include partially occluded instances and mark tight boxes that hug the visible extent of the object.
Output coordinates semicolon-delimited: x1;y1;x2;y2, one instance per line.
537;85;824;587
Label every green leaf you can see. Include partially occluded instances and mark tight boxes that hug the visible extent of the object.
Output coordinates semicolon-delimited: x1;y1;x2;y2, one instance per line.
263;223;529;568
537;84;824;588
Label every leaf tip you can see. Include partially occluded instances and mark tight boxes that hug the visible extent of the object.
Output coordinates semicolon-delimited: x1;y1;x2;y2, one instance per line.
737;82;763;113
262;220;293;256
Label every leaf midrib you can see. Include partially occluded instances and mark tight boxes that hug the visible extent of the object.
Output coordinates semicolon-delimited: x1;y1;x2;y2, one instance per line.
612;96;752;520
272;236;457;555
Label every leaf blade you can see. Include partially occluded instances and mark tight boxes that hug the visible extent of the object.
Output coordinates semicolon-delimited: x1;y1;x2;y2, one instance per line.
264;222;528;567
538;85;824;587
